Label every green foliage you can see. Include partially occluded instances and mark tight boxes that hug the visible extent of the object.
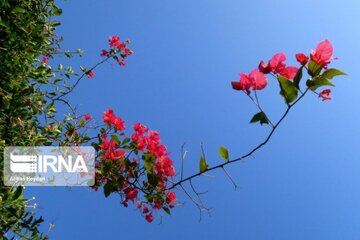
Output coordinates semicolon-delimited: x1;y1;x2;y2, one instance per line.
199;155;208;172
219;146;229;161
250;111;270;125
307;60;322;77
306;77;335;91
322;68;346;79
0;186;46;239
293;67;303;90
0;0;72;238
278;76;298;103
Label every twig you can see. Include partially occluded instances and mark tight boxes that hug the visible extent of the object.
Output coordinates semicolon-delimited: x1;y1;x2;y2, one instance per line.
221;166;238;190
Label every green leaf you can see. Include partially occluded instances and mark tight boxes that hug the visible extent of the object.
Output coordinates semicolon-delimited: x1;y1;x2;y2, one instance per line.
0;20;9;29
111;135;120;145
12;186;23;200
147;174;160;187
322;68;347;79
12;6;26;14
91;142;100;151
79;118;85;128
306;77;335;91
3;98;10;110
219;146;229;161
100;128;106;135
293;67;303;89
64;51;73;58
199;155;208;173
278;76;298;103
143;153;156;174
122;137;130;145
163;207;171;215
307;60;322;77
103;182;113;198
250;111;269;125
52;21;61;27
46;102;56;114
51;5;63;16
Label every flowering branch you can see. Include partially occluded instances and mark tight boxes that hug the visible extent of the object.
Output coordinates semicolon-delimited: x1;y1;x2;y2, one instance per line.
55;36;132;100
166;39;346;216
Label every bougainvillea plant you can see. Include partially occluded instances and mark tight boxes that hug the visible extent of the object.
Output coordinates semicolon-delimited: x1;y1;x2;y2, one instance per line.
2;1;346;238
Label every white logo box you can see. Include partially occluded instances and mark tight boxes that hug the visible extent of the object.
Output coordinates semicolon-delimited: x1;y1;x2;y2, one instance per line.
4;146;95;186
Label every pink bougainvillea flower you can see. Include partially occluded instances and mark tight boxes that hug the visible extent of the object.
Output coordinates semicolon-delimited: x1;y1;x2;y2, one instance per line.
153;199;163;210
124;187;138;202
133;122;148;134
318;89;331;101
145;213;154;223
156;157;175;176
117;42;126;51
116;149;126;158
123;48;133;57
166;191;176;203
113;117;125;131
310;39;334;67
103;147;125;161
280;66;298;80
231;73;252;95
84;114;91;121
142;205;149;214
249;68;268;90
296;53;309;66
131;133;146;151
109;35;120;47
232;69;268;94
118;60;126;66
103;109;116;125
87;70;94;78
268;53;287;73
100;49;109;57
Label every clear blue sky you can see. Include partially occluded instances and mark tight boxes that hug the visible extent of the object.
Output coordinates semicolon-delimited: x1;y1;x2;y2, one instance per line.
26;0;360;239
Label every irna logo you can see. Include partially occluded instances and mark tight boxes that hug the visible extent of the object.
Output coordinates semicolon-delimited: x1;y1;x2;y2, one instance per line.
4;146;95;187
10;153;88;173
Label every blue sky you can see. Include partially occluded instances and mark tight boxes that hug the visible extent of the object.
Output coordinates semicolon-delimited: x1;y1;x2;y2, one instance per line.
25;0;360;239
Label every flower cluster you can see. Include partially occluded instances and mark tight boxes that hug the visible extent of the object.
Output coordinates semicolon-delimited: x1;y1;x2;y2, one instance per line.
93;109;176;223
131;123;175;176
259;53;299;79
231;69;268;95
232;39;339;101
84;35;133;78
103;109;125;131
101;35;133;66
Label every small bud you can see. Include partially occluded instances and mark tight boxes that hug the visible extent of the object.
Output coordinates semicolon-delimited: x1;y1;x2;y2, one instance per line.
296;53;309;66
258;60;270;74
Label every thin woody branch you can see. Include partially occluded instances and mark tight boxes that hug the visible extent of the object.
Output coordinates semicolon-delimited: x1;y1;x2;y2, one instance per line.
168;87;309;190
